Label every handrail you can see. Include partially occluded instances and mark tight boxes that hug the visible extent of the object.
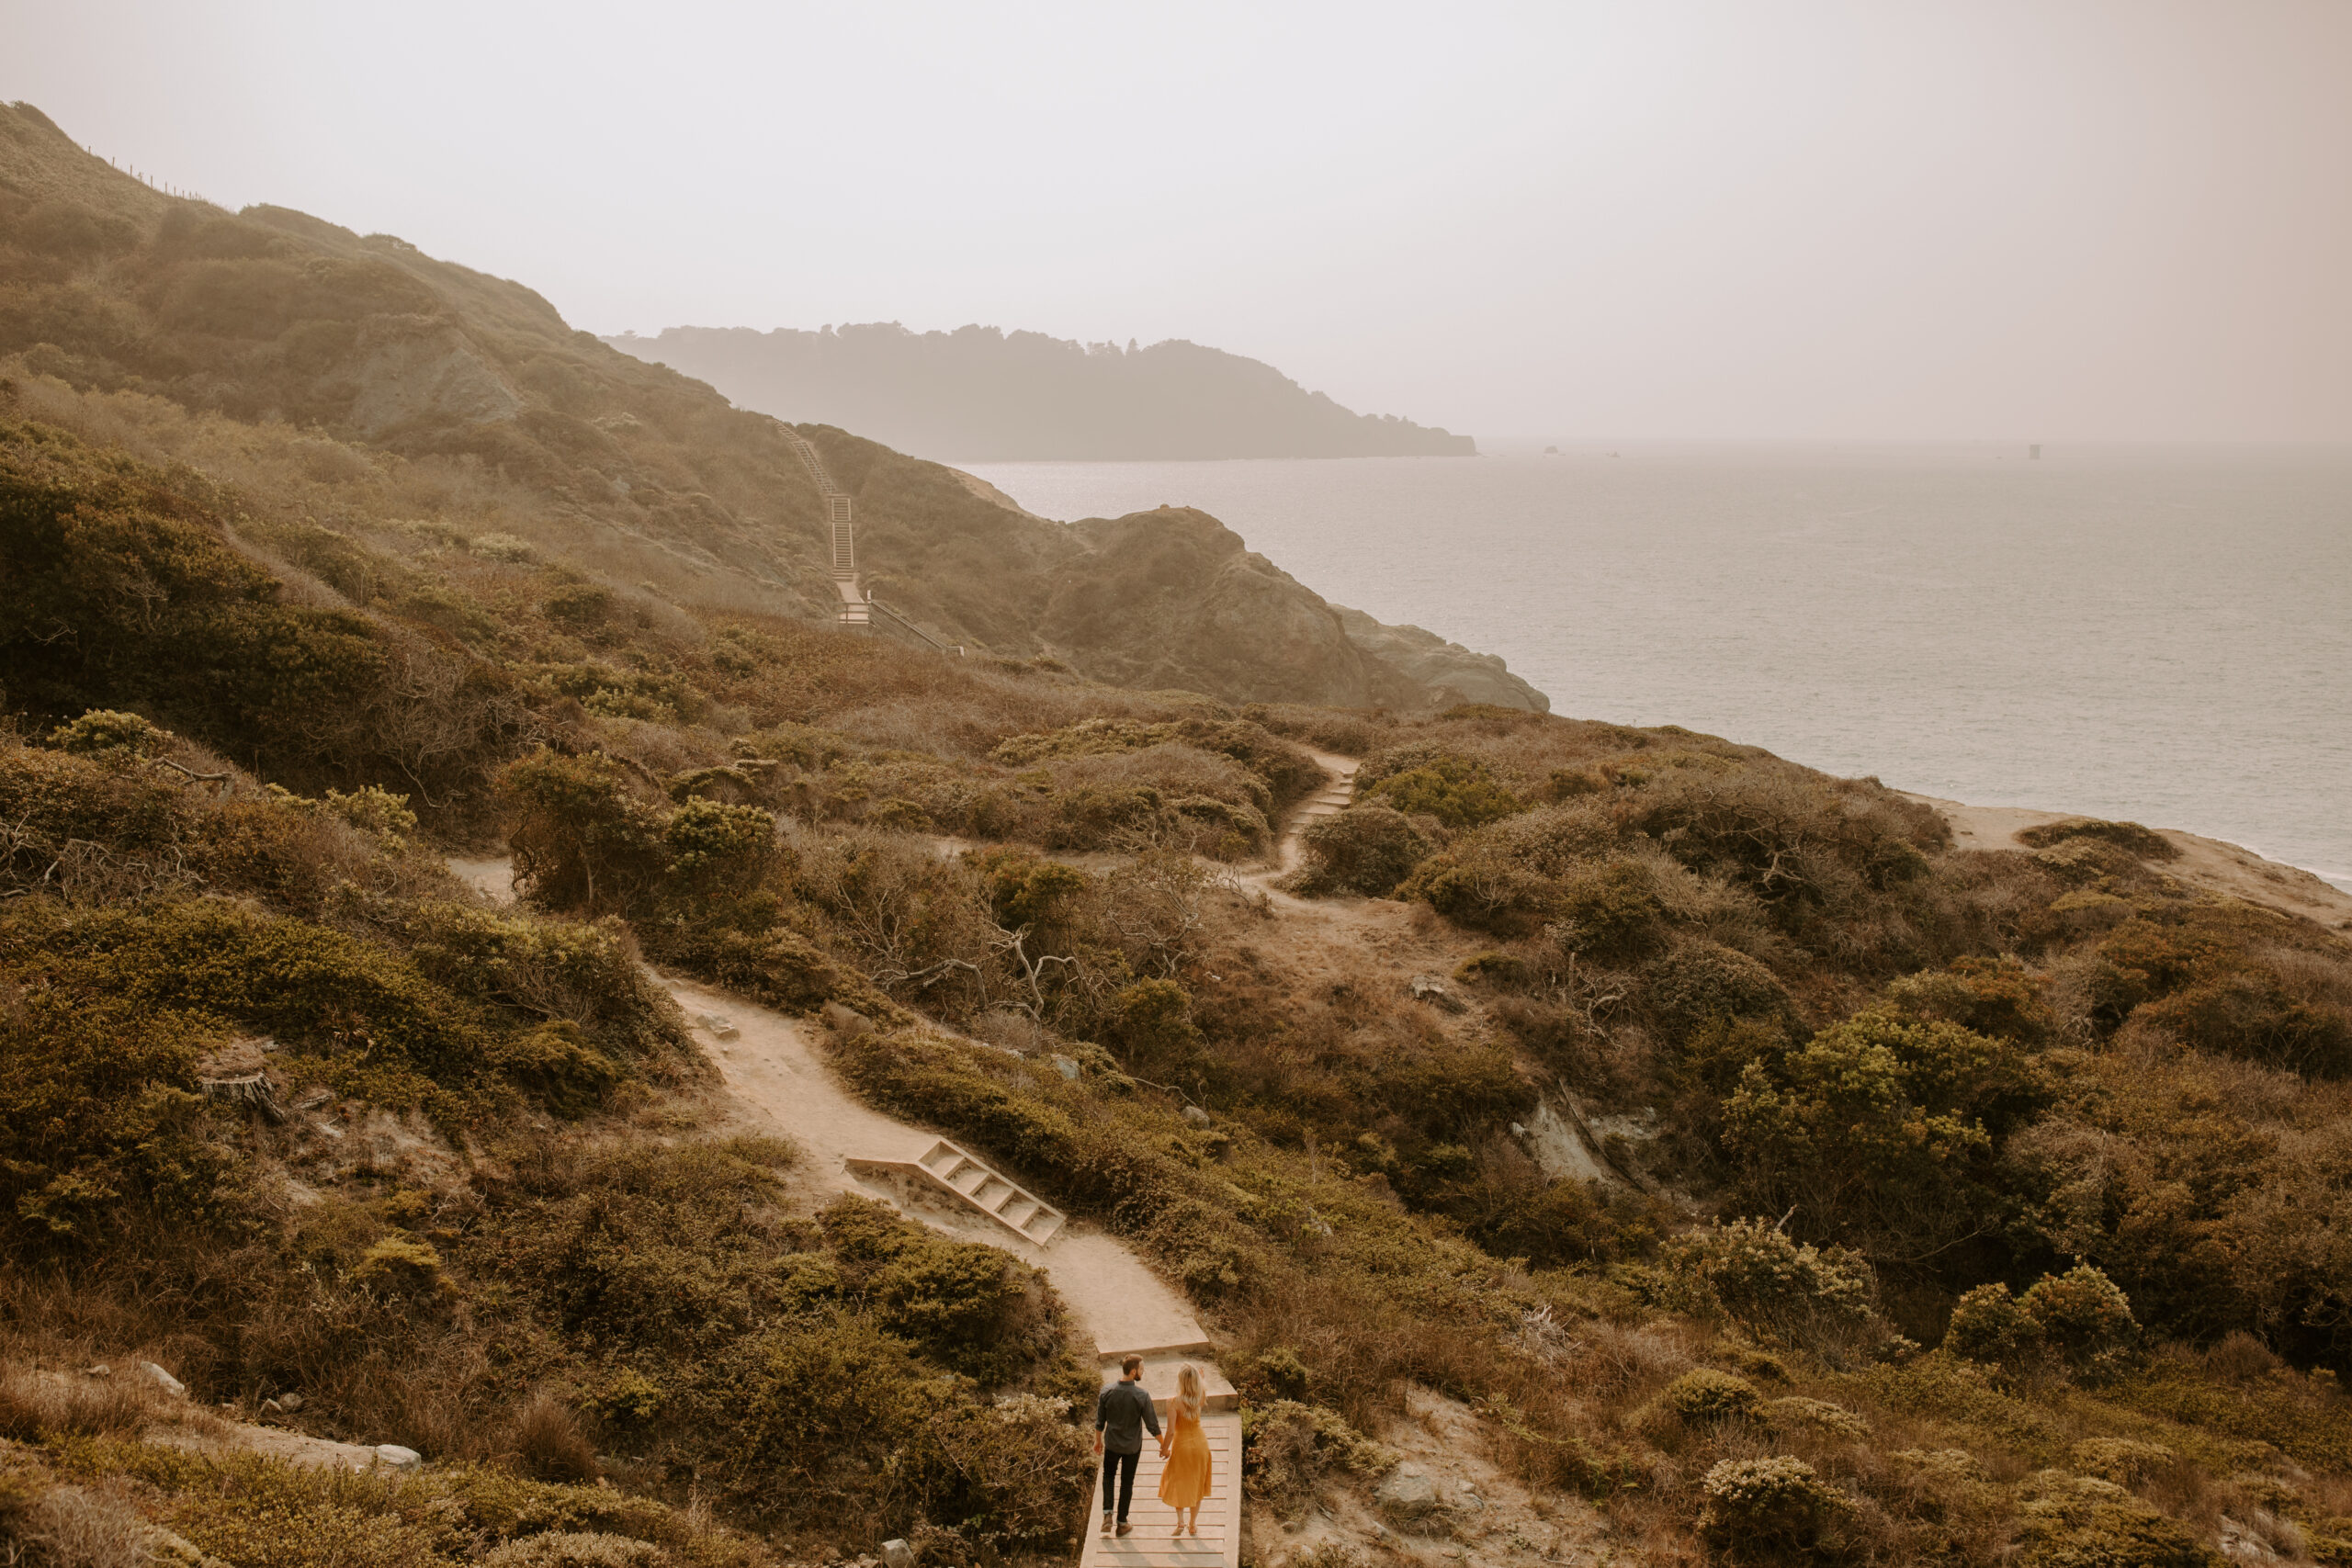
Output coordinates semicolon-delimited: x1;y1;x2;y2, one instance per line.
865;593;963;657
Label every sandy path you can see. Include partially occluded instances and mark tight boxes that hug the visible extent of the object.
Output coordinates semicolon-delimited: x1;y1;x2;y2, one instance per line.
440;849;1210;1362
1266;748;1360;878
1901;792;2352;929
667;975;1205;1358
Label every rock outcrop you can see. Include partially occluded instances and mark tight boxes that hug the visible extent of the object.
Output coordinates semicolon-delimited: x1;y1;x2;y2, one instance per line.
1332;604;1549;713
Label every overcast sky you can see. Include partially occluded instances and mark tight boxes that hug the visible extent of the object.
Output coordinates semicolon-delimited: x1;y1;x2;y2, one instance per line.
7;0;2349;441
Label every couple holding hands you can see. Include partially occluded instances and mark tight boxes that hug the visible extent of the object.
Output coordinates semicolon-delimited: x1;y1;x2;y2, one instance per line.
1092;1357;1212;1540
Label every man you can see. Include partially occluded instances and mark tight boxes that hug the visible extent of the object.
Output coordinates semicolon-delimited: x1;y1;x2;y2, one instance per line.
1094;1354;1160;1537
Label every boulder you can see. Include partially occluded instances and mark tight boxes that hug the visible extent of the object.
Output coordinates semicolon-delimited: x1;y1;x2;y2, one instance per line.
139;1361;187;1398
1408;975;1467;1013
880;1541;916;1568
821;1002;875;1038
1051;1054;1081;1080
374;1444;423;1470
1182;1105;1212;1127
1332;604;1549;713
1375;1463;1444;1523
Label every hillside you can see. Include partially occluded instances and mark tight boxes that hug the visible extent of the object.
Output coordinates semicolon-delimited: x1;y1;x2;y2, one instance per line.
6;98;2352;1568
0;101;1536;716
605;323;1478;460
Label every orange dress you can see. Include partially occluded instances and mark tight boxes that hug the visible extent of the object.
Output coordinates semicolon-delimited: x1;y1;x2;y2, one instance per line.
1158;1403;1212;1510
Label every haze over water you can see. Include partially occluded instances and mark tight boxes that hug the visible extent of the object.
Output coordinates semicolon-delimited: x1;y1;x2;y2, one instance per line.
968;447;2352;892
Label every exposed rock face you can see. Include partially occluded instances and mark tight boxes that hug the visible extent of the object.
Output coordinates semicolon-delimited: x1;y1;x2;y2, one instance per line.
1332;604;1548;713
343;320;522;435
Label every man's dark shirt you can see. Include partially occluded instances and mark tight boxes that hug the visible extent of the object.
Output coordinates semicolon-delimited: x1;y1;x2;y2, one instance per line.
1094;1378;1161;1456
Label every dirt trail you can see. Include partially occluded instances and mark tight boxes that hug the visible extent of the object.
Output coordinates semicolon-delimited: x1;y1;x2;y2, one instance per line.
670;976;1207;1359
443;855;1207;1362
1266;748;1361;878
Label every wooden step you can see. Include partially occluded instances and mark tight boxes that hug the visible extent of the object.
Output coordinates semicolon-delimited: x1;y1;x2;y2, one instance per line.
844;1139;1068;1248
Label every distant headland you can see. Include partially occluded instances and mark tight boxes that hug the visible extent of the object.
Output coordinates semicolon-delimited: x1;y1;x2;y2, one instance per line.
604;322;1477;461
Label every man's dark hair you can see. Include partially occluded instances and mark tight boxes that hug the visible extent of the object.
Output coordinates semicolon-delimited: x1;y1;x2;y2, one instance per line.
1122;1355;1144;1376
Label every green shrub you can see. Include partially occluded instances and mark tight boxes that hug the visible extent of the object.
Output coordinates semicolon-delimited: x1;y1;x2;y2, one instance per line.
1545;858;1669;963
1765;1396;1870;1439
1662;1219;1879;1351
1454;951;1529;987
1722;1009;2050;1258
818;1194;1060;1385
542;583;613;631
397;902;679;1062
1647;942;1792;1033
482;1533;665;1568
48;708;164;756
470;532;536;563
2012;1470;2215;1568
1946;1281;2043;1364
349;1235;453;1299
1697;1456;1852;1560
492;1021;621;1118
1249;1346;1313;1403
2016;818;2180;862
1240;1400;1395;1507
1661;1369;1766;1426
1291;804;1429;897
2021;1264;2140;1374
2067;1438;2174;1484
661;797;775;896
503;750;669;915
1363;753;1521;829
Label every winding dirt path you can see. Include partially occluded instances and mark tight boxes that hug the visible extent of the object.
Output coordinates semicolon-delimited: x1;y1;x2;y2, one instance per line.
1267;748;1360;878
670;976;1209;1360
443;857;1208;1362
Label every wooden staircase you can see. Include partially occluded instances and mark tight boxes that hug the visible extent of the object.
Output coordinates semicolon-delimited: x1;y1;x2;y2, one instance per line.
781;428;866;627
845;1137;1067;1246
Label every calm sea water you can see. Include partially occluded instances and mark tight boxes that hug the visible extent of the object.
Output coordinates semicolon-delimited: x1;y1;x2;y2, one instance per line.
965;446;2352;891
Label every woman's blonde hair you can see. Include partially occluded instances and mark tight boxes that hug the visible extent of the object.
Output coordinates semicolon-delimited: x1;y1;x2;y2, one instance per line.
1175;1362;1204;1417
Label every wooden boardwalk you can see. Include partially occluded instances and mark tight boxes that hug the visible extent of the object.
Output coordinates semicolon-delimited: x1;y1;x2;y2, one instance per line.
1079;1357;1240;1568
1079;1408;1242;1568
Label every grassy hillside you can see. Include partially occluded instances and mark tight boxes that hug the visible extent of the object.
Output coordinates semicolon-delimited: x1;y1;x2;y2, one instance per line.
605;322;1477;461
0;100;1536;715
5;100;2352;1568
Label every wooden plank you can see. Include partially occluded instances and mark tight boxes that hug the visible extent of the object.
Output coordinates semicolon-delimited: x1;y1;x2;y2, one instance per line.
1078;1410;1240;1568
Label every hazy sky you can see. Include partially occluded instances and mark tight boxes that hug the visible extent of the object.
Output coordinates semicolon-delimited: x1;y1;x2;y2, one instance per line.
8;1;2350;441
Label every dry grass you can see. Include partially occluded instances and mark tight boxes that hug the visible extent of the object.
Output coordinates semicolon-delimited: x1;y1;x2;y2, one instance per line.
0;1475;150;1568
511;1393;599;1483
0;1366;170;1444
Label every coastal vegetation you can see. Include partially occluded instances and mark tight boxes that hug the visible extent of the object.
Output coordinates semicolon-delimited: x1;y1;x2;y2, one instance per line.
5;96;2352;1568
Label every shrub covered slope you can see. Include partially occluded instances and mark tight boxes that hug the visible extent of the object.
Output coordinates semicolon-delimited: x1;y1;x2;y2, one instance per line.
5;98;2352;1568
0;99;1540;715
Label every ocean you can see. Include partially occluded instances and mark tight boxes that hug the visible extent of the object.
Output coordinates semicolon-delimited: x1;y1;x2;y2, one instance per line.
963;446;2352;892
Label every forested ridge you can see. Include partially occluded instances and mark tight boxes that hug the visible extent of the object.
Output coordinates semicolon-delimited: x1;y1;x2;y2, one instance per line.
607;322;1478;461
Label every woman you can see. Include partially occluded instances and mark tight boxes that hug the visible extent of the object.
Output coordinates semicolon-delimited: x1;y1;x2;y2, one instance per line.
1156;1362;1212;1539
